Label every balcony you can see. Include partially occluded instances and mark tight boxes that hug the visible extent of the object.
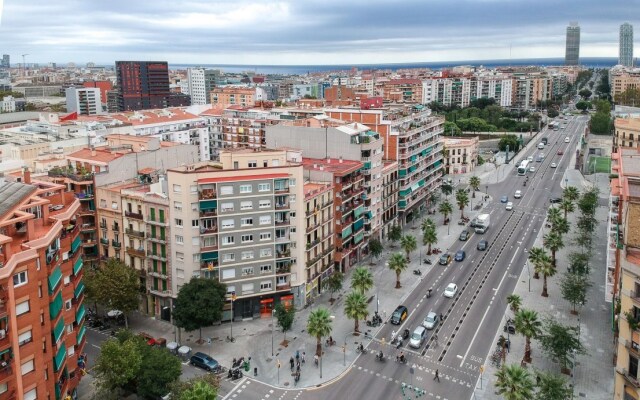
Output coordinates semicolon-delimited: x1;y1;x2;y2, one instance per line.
146;216;167;226
125;211;143;220
77;207;95;217
148;234;167;243
147;251;167;261
276;282;291;291
76;192;94;201
276;250;291;259
200;226;218;235
199;189;217;200
112;240;122;249
275;202;290;210
126;247;145;258
276;264;291;274
631;291;640;308
125;228;145;238
148;268;168;279
275;219;290;226
112;224;120;232
80;223;96;233
199;209;217;218
201;242;218;252
99;238;109;245
617;367;640;388
149;288;173;297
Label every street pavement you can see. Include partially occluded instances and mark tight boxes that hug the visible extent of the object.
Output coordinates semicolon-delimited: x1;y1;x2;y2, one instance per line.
78;115;615;400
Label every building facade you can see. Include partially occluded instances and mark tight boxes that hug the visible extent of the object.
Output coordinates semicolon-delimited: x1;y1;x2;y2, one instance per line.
615;117;640;149
565;23;581;66
210;87;261;108
65;87;104;116
620;23;634;68
82;81;113;105
381;161;399;239
185;68;219;106
0;55;9;69
444;137;479;175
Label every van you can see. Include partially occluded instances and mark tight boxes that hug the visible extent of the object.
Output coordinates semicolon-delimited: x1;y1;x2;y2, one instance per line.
409;326;427;348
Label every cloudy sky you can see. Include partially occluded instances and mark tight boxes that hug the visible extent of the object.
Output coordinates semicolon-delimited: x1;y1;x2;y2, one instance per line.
0;0;636;65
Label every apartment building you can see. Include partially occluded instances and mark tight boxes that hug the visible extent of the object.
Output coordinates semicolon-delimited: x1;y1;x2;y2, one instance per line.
65;87;103;116
210;87;263;108
303;183;334;304
166;148;306;314
512;75;553;110
615;118;640;149
325;105;444;225
610;68;640;100
422;77;472;108
301;158;365;272
381;161;399;239
0;173;86;399
115;61;190;111
184;68;220;105
444;137;479;175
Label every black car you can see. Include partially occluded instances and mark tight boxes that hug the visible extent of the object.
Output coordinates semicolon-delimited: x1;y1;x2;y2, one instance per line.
477;240;488;251
439;253;452;265
459;230;470;241
549;197;562;204
391;305;408;325
454;250;466;261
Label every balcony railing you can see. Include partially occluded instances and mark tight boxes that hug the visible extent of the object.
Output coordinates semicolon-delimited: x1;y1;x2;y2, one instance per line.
112;224;120;232
149;288;173;297
80;224;96;232
275;203;290;210
126;247;145;258
275;219;290;226
125;211;143;220
200;226;218;235
148;269;168;279
199;210;218;218
99;238;109;245
125;228;145;238
147;251;167;261
112;240;121;248
199;190;216;200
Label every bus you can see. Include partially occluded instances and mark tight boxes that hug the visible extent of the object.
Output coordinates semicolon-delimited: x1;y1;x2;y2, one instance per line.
517;160;530;175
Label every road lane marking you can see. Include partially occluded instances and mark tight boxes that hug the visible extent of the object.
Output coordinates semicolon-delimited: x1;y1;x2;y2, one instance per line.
508;247;519;265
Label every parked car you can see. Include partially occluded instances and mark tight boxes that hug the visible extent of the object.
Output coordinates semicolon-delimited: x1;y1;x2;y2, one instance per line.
409;326;427;348
550;197;562;204
439;253;452;265
190;352;221;372
423;311;439;330
477;240;488;251
557;149;564;155
391;305;408;325
444;283;458;298
459;230;470;241
455;250;466;261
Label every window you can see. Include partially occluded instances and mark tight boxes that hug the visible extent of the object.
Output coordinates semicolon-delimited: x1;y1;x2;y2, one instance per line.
260;248;272;257
191;237;199;245
175;235;184;244
111;201;118;210
259;199;271;208
240;201;253;210
289;178;296;186
193;254;200;262
21;359;34;375
290;195;296;203
67;346;75;357
100;199;106;208
241;234;253;243
221;202;234;212
242;267;254;276
222;236;235;245
241;217;253;227
16;300;30;316
223;253;235;262
175;218;183;227
260;281;272;291
192;219;199;228
260;215;272;225
248;161;257;168
18;330;32;346
191;203;198;212
220;186;234;195
176;252;184;261
260;232;271;241
190;185;198;193
260;264;272;274
66;323;73;334
239;184;252;193
65;299;72;310
174;201;182;211
13;271;27;287
258;183;271;192
221;219;235;229
242;283;255;294
173;184;182;193
241;251;254;260
222;269;236;280
0;382;7;394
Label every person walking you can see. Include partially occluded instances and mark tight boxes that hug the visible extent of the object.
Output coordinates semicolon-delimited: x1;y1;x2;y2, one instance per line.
314;354;319;367
290;356;295;371
295;350;300;363
434;369;440;382
301;352;306;364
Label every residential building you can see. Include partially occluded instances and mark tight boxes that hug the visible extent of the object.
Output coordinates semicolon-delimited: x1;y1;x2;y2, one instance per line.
512;75;553;110
266;116;385;240
620;23;634;68
106;90;119;113
185;68;219;105
324;85;356;102
325;105;444;225
565;22;581;66
443;137;479;174
301;158;365;272
115;61;191;111
302;182;334;304
615;117;640;149
166;148;306;313
381;161;399;239
0;96;16;113
210;87;265;108
65;87;104;116
382;79;423;103
1;55;9;69
82;81;113;105
610;68;640;100
422;77;471;108
0;173;86;399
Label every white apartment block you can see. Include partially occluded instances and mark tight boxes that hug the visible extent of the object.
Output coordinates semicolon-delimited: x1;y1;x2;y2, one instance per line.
65;87;104;115
422;76;513;108
0;96;16;113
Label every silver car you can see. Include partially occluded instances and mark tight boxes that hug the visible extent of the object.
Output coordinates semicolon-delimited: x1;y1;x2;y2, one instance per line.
409;326;427;348
423;311;438;330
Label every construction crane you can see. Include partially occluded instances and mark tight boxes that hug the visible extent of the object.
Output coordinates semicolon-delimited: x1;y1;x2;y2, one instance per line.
22;54;29;76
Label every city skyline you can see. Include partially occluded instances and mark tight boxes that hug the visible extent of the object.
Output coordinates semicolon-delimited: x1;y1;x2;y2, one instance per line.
0;0;637;65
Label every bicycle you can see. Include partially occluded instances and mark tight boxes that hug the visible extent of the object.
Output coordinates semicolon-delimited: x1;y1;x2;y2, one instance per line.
226;336;235;343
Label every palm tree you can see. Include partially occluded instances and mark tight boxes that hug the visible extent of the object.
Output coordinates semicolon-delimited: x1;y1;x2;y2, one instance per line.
438;200;453;225
563;186;580;203
423;226;438;255
469;176;481;198
551;217;570;237
547;207;561;225
400;235;417;261
494;364;535;400
388;252;408;288
344;292;369;333
533;253;555;297
455;189;469;218
351;266;374;295
388;224;402;246
507;294;522;314
421;218;436;234
543;231;564;268
514;309;542;364
559;198;575;220
528;247;546;279
307;308;333;357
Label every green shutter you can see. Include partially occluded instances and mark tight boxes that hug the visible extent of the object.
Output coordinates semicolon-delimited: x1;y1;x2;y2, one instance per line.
48;266;62;294
161;262;167;274
75;304;86;324
73;257;83;276
150;208;156;221
49;291;63;320
52;317;65;344
160;227;166;240
71;236;81;253
77;325;86;345
159;209;165;223
341;226;353;239
74;282;85;299
53;343;67;372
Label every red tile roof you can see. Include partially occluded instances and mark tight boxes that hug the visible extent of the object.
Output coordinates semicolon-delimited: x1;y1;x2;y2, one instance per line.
67;148;125;163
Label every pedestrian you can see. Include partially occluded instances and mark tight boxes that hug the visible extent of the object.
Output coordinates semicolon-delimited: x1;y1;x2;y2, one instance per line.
383;310;387;320
290;356;294;370
297;359;301;369
297;363;300;373
314;354;319;367
296;350;300;362
440;313;444;322
434;369;440;382
301;351;306;364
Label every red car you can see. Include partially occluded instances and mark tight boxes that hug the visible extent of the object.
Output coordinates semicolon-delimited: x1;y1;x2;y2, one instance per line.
557;149;563;155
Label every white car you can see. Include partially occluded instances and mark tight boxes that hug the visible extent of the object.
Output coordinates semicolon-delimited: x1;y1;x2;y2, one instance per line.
527;156;534;162
550;162;557;168
565;137;570;143
529;166;536;172
506;202;513;210
443;283;458;298
514;190;522;199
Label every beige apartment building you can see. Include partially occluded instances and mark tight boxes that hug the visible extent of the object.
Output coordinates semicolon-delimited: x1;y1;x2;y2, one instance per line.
210;87;258;108
167;148;306;316
381;161;399;238
611;69;640;100
615;117;640;149
444;137;479;175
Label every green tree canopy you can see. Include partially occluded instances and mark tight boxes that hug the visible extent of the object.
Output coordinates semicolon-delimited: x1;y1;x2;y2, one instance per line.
422;225;438;255
400;235;417;261
546;108;559;118
438;200;453;224
344;291;369;333
469;176;481;196
443;121;462;136
323;271;344;301
578;88;592;99
498;135;521;152
94;337;143;391
560;271;592;314
136;342;183;399
539;318;586;372
307;308;333;356
388;252;408;288
171;374;220;400
455;188;469;218
495;364;535;400
351;266;374;295
589;112;612;135
534;371;572;400
614;87;640;106
388;224;402;243
274;303;296;340
368;238;383;261
180;381;218;400
575;100;591;111
514;309;542;364
173;278;227;340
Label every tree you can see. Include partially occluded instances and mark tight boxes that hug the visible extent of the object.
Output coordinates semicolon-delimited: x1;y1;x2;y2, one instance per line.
274;303;295;342
171;374;220;400
388;252;408;288
323;271;344;302
455;189;469;218
551;217;570;237
568;252;589;275
589;112;611;134
443;121;461;136
136;342;182;399
498;135;521;152
93;338;143;392
180;381;219;400
534;371;572;400
351;266;374;295
563;186;580;203
344;292;369;333
546;108;559;118
421;218;436;234
575;100;591;111
507;294;522;314
560;271;591;315
439;200;453;224
307;308;333;357
578;88;592;99
400;235;417;261
614;87;640;106
514;309;542;364
547;206;562;225
423;226;438;255
559;198;575;220
528;247;546;280
388;224;402;245
543;231;564;268
86;258;140;328
173;278;227;342
494;364;535;400
533;253;555;297
469;176;480;198
440;183;453;197
369;238;383;262
539;318;586;374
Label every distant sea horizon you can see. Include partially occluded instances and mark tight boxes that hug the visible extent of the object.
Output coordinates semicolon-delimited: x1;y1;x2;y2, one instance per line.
168;57;619;75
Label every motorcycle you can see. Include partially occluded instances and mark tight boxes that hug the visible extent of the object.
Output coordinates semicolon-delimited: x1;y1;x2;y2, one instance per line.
395;355;408;364
232;357;244;369
503;319;516;335
227;368;243;380
427;288;432;298
413;269;422;276
432;248;441;254
402;329;410;340
458;220;466;226
423;258;432;265
366;318;380;327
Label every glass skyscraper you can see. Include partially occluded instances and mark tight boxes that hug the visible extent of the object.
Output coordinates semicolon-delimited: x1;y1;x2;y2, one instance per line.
620;23;634;67
565;22;580;66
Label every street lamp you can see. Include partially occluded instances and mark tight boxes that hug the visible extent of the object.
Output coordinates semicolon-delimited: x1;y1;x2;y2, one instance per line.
271;308;276;357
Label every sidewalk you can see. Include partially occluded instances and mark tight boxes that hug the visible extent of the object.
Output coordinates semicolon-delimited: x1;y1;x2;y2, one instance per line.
474;169;614;399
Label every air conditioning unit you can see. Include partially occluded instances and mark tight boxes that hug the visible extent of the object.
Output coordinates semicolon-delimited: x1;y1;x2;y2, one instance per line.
0;329;5;339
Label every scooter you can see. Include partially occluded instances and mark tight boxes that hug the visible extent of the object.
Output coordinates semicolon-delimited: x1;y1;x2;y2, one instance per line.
395;355;408;364
427;288;432;298
413;269;422;276
503;319;516;335
423;258;432;265
402;329;410;340
375;352;385;362
228;368;243;380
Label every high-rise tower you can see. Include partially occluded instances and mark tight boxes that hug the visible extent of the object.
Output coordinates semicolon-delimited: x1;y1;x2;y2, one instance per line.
620;23;634;67
565;22;580;66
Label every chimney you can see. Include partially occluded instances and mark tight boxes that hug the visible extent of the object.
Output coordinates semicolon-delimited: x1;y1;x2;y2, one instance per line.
91;148;96;157
339;156;343;163
23;167;31;184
